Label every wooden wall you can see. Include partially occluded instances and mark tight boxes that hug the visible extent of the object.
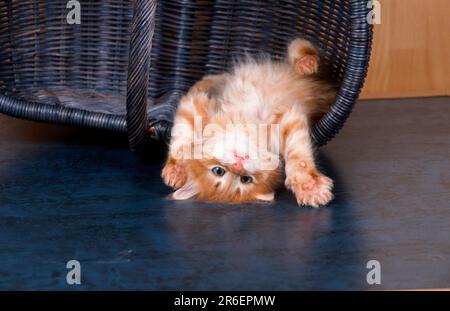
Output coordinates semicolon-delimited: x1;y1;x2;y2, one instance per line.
360;0;450;99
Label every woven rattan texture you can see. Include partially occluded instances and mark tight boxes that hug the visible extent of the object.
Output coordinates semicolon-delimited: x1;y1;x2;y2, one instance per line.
0;0;372;147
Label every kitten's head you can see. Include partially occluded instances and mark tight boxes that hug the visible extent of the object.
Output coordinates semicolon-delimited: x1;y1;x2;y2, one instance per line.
171;121;283;203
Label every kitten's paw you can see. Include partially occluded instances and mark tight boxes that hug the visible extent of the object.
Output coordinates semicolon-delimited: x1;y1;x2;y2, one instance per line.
162;162;187;189
295;54;320;76
288;38;320;75
286;171;334;208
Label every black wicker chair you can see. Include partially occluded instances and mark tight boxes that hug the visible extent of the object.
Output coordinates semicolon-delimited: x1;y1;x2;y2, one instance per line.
0;0;372;150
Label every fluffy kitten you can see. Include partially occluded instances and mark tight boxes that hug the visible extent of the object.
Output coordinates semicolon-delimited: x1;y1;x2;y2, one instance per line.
161;38;337;207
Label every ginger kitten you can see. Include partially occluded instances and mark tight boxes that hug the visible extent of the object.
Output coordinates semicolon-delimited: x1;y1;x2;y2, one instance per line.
161;38;337;207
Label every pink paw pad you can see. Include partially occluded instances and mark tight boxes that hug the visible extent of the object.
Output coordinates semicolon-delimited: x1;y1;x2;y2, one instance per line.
289;173;334;208
162;163;187;189
296;55;319;75
301;179;316;191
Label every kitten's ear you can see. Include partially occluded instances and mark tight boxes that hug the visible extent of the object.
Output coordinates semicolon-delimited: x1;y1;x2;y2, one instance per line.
172;183;198;200
255;192;275;202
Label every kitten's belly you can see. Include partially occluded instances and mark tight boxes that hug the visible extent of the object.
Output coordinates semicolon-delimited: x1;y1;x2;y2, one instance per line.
222;101;277;124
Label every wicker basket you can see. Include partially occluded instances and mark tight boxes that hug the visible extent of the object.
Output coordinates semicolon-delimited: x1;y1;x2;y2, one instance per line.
0;0;372;150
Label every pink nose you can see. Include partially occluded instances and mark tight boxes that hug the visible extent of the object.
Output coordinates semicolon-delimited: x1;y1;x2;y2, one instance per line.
231;159;244;170
231;153;246;170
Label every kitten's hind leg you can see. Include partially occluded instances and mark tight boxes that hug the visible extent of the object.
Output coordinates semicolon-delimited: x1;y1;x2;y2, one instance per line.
280;112;333;208
288;38;320;76
189;74;229;98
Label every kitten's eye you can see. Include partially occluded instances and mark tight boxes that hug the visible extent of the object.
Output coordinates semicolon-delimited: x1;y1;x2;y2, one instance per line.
240;176;253;184
211;166;226;176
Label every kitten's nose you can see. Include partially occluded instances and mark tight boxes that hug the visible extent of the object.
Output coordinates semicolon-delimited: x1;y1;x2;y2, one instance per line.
231;160;244;171
230;153;246;172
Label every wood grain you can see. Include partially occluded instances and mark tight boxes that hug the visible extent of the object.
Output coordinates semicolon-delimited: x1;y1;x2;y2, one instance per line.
360;0;450;99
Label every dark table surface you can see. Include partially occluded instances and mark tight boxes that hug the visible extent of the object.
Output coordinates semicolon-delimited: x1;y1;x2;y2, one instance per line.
0;97;449;290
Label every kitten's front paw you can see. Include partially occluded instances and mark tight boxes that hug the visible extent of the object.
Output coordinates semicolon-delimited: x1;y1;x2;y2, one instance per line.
162;162;187;189
286;171;334;208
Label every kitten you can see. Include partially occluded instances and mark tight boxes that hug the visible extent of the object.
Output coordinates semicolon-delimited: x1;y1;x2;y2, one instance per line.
161;38;337;207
